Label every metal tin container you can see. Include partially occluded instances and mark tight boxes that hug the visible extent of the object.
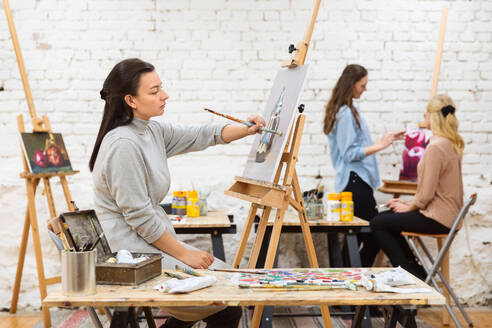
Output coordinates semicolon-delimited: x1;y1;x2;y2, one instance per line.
96;252;162;285
62;249;96;296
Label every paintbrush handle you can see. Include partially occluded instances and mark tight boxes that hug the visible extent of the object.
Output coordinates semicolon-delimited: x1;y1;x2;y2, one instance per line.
89;232;104;251
241;121;283;136
204;108;282;136
212;268;266;274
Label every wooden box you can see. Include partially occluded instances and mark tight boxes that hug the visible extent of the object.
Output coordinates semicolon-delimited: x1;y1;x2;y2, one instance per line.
96;252;162;285
60;209;162;286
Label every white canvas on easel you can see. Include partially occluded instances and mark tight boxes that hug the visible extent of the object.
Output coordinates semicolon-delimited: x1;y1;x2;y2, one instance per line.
242;64;309;183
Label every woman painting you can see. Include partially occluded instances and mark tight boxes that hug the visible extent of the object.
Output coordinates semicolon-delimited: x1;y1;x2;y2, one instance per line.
90;58;265;328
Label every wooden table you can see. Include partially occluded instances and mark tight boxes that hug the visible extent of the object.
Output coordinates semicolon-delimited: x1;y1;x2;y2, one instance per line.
171;211;236;262
42;268;445;328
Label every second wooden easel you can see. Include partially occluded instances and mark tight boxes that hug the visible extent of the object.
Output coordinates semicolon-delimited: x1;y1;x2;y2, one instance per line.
3;1;78;327
378;6;449;197
224;1;333;327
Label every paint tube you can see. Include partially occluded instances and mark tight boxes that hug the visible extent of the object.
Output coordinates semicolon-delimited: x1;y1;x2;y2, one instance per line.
154;275;217;293
361;266;417;292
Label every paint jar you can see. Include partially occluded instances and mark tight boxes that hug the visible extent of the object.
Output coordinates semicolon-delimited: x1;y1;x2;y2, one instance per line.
340;192;354;222
186;190;200;217
62;249;96;296
306;200;323;220
198;197;208;216
172;191;187;216
326;193;341;221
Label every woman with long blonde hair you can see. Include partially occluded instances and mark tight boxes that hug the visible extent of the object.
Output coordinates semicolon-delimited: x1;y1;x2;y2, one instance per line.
371;94;464;279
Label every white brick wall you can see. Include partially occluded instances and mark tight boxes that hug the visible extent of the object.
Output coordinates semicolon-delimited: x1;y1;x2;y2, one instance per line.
0;0;491;310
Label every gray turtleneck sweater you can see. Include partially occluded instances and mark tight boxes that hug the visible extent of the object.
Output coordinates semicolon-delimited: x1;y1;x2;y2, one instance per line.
92;118;228;267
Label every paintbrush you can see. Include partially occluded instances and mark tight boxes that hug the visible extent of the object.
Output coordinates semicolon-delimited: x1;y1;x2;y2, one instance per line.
175;265;202;277
203;108;283;136
164;271;188;280
89;232;104;251
211;268;267;275
238;284;333;291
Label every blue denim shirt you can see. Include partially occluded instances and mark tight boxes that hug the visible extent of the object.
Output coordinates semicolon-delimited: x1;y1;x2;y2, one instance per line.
328;105;380;192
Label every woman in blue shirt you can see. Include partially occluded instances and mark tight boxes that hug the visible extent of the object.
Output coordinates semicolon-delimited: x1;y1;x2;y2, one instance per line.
323;64;405;266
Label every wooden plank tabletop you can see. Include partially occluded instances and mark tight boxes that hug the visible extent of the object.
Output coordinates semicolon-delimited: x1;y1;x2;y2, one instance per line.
43;268;445;308
264;211;369;227
171;211;231;228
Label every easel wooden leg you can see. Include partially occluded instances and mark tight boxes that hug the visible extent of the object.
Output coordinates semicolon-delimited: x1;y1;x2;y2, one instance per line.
42;305;51;328
251;306;265;328
43;178;56;217
251;205;287;327
263;206;287;267
292;171;318;268
60;176;75;211
320;305;333;328
26;179;51;327
233;204;258;268
10;205;31;314
248;206;272;268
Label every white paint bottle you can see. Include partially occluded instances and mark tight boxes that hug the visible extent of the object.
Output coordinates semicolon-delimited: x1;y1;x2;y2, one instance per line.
326;193;341;221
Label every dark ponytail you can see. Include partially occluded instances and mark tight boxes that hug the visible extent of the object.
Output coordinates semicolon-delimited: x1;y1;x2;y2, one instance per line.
89;58;155;171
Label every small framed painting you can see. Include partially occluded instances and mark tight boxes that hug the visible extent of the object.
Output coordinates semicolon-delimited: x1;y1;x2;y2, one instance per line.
20;132;73;173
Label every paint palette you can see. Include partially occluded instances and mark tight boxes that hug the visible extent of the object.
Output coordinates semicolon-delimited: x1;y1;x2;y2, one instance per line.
231;268;363;288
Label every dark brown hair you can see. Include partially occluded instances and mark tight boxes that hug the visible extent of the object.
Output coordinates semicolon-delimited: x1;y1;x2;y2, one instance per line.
89;58;155;171
323;64;368;135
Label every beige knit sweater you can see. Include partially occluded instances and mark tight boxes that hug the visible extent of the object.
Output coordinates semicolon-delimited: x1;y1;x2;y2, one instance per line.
413;135;464;229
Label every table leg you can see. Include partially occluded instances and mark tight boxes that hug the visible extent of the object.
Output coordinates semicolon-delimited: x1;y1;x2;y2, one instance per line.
87;307;104;328
345;234;362;267
110;307;140;328
351;305;366;328
143;307;157;328
260;306;274;328
128;307;140;328
211;231;226;261
327;232;343;267
383;306;400;328
110;308;129;328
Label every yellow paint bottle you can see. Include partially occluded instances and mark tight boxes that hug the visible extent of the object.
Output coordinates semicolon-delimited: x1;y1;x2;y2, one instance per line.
340;191;354;222
186;190;200;217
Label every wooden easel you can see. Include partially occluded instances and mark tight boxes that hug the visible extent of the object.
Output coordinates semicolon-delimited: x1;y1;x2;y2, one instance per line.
225;1;332;327
378;6;449;197
3;1;78;326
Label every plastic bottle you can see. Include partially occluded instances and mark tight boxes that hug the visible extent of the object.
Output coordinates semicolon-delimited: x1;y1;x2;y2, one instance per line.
326;193;341;221
172;191;187;216
186;190;200;217
340;191;354;222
